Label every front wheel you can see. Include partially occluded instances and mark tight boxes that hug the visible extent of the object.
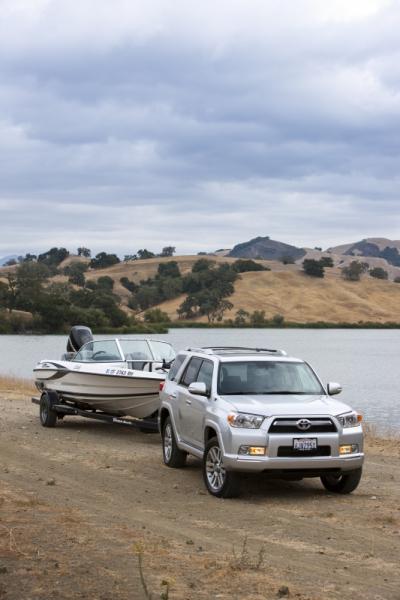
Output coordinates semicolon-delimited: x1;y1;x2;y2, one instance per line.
321;468;362;494
39;391;58;427
203;437;240;498
162;417;187;468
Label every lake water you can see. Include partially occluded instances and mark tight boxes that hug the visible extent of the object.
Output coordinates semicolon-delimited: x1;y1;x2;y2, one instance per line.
0;329;399;434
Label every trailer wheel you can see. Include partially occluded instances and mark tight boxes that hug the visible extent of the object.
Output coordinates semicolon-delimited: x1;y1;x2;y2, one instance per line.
39;391;58;427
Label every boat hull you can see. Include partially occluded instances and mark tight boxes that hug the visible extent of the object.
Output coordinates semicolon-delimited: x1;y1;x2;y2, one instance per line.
34;361;165;419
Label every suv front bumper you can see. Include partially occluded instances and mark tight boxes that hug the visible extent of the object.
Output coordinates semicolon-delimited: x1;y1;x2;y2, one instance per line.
223;429;364;473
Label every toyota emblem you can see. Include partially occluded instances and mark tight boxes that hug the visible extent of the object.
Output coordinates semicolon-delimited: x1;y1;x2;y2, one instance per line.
297;418;311;431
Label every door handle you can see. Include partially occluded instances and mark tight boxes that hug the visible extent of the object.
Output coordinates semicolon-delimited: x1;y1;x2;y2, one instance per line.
185;399;192;405
170;393;177;399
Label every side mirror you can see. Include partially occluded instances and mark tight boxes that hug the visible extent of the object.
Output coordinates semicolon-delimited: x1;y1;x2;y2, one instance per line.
188;382;209;396
327;382;342;396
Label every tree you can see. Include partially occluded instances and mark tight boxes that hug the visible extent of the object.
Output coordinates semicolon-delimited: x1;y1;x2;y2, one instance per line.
120;277;138;293
77;247;91;257
4;258;17;266
302;259;324;278
160;246;176;257
233;259;268;273
249;310;267;326
341;261;369;282
21;253;37;262
369;267;388;280
91;293;128;327
192;258;213;272
124;254;137;261
64;261;87;287
38;247;69;267
280;255;295;265
96;276;114;291
234;308;249;325
14;262;51;311
0;282;9;309
272;314;285;326
90;252;120;269
320;256;334;268
178;263;238;322
394;277;400;283
137;249;155;260
157;261;181;279
144;308;171;323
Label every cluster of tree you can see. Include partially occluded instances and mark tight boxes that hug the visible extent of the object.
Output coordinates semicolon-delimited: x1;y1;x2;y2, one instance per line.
302;256;334;278
177;259;239;323
369;267;388;280
123;247;176;262
341;261;369;281
232;259;270;273
2;245;176;272
231;309;285;327
126;261;183;311
0;261;129;332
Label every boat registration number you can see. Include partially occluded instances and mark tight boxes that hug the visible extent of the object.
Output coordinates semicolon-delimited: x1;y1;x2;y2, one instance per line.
293;438;318;451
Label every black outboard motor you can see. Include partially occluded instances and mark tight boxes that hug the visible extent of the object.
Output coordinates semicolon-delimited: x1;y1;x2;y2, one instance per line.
66;325;94;353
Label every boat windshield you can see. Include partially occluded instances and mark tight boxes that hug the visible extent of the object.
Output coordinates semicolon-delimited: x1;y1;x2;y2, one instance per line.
149;341;176;362
218;361;324;395
119;340;154;362
72;340;123;362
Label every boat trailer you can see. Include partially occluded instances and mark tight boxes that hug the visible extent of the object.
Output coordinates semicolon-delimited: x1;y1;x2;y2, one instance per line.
32;393;159;433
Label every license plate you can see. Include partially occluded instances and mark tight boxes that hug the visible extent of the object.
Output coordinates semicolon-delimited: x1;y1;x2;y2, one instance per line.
293;438;317;451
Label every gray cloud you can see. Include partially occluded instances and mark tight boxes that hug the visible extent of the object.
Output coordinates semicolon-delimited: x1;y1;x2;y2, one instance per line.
0;0;399;256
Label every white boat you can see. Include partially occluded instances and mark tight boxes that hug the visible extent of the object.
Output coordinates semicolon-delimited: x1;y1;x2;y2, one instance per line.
33;326;175;419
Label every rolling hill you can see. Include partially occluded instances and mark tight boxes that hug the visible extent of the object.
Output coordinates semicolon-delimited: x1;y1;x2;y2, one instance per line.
2;236;400;326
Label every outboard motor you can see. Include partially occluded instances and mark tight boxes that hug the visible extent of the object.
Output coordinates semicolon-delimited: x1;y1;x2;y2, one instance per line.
66;325;94;353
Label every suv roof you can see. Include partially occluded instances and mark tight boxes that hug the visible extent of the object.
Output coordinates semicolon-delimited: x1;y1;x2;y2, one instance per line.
185;346;294;359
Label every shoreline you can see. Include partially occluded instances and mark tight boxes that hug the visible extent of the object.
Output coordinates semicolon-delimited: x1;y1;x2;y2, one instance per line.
2;320;400;335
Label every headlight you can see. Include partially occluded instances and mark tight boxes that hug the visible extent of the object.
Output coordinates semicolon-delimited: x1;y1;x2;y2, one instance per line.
227;413;264;428
337;411;362;428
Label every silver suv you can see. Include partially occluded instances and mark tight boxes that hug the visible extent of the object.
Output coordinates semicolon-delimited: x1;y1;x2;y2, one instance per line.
159;347;364;498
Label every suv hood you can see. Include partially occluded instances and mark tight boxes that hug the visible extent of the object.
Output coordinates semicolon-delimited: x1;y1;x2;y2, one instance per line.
220;394;352;417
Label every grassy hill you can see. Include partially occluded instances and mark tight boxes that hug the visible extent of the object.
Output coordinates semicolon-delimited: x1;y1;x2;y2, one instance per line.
148;265;400;324
2;254;400;326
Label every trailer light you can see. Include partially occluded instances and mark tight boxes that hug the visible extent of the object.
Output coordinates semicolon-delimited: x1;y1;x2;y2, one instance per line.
238;446;266;456
159;382;165;391
339;444;359;455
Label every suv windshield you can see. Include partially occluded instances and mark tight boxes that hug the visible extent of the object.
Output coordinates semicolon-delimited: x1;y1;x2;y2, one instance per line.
218;361;324;395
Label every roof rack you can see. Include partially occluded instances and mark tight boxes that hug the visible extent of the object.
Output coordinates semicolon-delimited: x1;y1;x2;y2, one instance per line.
186;346;287;356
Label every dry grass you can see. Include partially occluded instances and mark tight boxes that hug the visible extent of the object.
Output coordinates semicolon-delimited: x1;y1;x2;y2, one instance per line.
0;375;35;398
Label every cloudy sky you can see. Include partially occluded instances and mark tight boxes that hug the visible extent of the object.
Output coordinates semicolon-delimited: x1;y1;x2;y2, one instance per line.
1;0;399;257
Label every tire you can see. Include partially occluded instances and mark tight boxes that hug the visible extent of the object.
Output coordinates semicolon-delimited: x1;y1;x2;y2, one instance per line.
203;437;240;498
321;468;362;494
162;417;187;468
39;391;58;428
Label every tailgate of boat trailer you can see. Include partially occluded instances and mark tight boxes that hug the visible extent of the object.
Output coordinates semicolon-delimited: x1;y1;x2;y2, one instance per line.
31;396;159;432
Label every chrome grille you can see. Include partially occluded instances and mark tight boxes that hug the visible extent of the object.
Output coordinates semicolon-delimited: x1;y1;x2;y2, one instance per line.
268;418;337;434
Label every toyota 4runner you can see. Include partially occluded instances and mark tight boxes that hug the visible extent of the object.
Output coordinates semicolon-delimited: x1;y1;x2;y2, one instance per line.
159;347;364;498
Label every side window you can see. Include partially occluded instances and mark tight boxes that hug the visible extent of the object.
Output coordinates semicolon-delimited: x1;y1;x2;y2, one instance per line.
180;357;202;387
167;354;186;381
196;360;214;393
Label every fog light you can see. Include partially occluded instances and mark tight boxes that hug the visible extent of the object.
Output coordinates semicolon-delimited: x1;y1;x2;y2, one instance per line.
238;446;266;456
339;444;359;455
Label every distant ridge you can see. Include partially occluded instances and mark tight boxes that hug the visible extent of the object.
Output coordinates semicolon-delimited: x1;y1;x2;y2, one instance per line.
0;255;18;266
229;236;306;261
328;238;400;267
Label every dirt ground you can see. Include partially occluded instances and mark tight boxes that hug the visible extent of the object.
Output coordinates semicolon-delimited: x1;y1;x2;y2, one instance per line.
1;387;400;600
